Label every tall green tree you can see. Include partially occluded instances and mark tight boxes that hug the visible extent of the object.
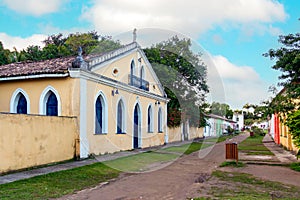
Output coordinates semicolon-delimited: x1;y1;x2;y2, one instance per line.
264;32;300;112
0;42;10;65
209;102;233;119
144;36;209;127
264;26;300;147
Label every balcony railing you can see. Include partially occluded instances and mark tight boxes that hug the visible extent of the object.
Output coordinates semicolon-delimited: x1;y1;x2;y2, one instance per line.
128;74;149;91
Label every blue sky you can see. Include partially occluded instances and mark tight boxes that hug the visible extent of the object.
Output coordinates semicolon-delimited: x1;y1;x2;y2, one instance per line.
0;0;299;109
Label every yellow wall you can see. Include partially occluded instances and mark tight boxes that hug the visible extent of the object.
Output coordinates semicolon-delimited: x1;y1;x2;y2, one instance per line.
189;127;204;139
84;79;167;154
168;126;204;143
279;113;299;152
0;113;78;174
93;51;164;97
0;77;79;116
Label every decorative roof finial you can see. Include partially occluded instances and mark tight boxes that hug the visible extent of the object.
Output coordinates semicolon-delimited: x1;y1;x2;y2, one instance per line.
78;46;83;57
72;46;88;69
133;28;137;42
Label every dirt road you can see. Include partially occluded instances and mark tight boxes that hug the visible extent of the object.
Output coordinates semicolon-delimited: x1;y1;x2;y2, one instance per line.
60;134;248;200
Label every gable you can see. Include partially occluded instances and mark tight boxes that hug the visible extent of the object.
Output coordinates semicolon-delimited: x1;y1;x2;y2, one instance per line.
89;44;165;97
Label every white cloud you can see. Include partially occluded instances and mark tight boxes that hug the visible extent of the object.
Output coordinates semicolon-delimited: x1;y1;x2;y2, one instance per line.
2;0;68;16
0;33;46;51
212;55;260;81
81;0;287;37
207;55;269;109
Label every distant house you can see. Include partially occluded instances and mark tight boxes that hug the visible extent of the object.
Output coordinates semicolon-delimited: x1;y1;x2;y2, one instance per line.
232;112;244;130
0;39;171;173
268;88;299;153
204;114;237;137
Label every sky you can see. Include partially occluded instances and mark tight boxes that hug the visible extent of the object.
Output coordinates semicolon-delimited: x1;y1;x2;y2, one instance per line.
0;0;299;109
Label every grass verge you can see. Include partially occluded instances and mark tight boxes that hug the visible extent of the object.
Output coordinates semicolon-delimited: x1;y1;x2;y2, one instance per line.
290;162;300;172
238;135;274;155
103;151;178;172
219;161;245;168
0;163;119;200
205;170;300;199
164;134;235;155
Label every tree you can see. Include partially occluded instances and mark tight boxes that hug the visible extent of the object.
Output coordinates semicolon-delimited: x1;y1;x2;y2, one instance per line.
0;42;10;65
209;102;233;119
285;110;300;147
144;36;209;127
264;32;300;112
264;26;300;148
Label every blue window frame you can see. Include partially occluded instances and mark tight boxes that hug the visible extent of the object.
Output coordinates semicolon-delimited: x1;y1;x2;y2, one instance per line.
158;108;163;132
17;94;27;114
117;100;124;133
95;96;103;134
46;92;58;116
148;106;152;132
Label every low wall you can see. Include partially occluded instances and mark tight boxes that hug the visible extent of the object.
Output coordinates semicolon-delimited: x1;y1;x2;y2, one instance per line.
168;126;204;143
0;113;78;174
189;127;204;139
168;126;182;143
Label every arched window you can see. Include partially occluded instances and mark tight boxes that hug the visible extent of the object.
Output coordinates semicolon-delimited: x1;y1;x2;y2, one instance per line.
17;94;27;114
95;93;108;134
39;86;61;116
158;107;163;132
140;66;145;80
10;89;30;114
130;60;135;85
117;99;125;133
46;92;58;116
147;105;153;132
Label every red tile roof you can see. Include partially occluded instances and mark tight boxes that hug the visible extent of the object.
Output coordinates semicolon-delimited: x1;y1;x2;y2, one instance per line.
0;56;75;78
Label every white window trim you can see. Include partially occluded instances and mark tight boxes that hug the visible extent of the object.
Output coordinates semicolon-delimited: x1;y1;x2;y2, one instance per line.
141;65;145;79
94;91;108;134
130;59;136;76
10;88;30;114
158;106;163;133
39;86;61;116
116;96;127;133
147;104;154;133
132;102;142;148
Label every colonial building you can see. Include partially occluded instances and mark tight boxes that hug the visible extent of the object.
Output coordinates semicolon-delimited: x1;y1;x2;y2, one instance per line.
0;39;169;172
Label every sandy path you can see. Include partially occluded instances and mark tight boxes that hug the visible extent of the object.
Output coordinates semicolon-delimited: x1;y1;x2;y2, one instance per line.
59;134;248;200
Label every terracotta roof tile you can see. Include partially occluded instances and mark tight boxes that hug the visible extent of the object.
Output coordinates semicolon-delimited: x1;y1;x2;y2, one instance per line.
0;56;75;78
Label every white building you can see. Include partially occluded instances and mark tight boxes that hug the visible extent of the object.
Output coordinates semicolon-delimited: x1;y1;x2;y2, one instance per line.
232;112;244;130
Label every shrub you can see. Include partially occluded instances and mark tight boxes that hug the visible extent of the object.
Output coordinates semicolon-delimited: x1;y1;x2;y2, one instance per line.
251;126;265;136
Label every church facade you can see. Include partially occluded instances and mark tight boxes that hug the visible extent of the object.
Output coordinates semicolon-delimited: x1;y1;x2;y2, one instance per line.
0;41;169;171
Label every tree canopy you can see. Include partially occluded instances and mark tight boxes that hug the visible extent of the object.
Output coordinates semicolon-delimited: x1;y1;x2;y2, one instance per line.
0;31;121;65
144;36;209;127
264;26;300;148
209;102;233;119
264;32;300;113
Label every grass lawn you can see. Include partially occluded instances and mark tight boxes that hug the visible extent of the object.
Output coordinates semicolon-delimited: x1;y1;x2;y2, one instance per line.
0;163;119;200
238;135;274;156
196;170;300;200
290;162;300;172
103;151;178;172
164;135;235;155
204;134;235;143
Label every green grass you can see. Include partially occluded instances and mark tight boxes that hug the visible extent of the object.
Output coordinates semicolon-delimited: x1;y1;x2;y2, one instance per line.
164;135;235;155
290;162;300;172
238;135;274;155
103;151;178;172
0;163;119;200
206;170;300;199
204;134;235;143
219;161;245;168
163;142;214;155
